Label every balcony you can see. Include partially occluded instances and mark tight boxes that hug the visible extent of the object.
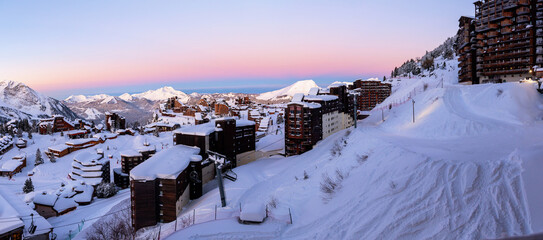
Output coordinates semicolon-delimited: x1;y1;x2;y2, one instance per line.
501;27;513;34
518;0;530;6
488;31;499;37
517;15;530;23
517;7;530;15
501;19;513;26
488;23;499;29
476;33;485;40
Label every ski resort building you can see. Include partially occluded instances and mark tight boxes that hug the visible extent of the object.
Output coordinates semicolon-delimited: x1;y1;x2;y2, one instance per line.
173;118;256;167
105;112;126;132
285;85;356;156
350;79;392;112
38;116;75;134
68;151;110;186
114;146;156;189
129;145;201;230
456;0;543;84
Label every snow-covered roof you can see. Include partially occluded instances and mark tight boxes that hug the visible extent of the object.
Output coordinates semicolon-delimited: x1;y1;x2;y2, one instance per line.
33;193;58;206
308;87;320;95
130;144;200;181
288;101;321;109
0;193;24;233
66;138;99;146
120;150;143;158
0;187;51;237
303;95;338;101
236;119;256;127
67;130;87;135
48;144;71;152
1;160;23;171
292;93;304;102
73;152;101;164
174;123;216;136
53;197;77;212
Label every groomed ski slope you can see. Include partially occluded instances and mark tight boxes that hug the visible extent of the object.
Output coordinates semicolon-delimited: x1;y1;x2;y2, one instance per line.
167;80;543;239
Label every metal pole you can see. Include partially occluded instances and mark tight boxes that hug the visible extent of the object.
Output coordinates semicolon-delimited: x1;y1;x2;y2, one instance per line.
412;99;415;123
353;94;357;128
381;109;384;122
215;163;227;207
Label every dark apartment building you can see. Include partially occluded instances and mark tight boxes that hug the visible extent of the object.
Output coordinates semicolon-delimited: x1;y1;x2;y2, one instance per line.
350;80;392;112
285;85;356;156
105;112;126;132
456;0;543;84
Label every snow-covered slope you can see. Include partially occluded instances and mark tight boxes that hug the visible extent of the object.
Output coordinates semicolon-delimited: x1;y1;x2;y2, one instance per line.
0;80;78;121
257;80;319;101
160;55;543;239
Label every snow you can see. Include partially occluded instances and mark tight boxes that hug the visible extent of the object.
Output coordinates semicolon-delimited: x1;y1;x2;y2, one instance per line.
162;57;543;240
33;193;58;206
236;119;256;127
303;95;338;101
130;144;200;181
1;159;22;171
0;192;24;233
53;197;77;213
257;80;319;101
240;203;266;223
130;86;191;102
83;108;103;120
120;150;142;158
174;123;216;136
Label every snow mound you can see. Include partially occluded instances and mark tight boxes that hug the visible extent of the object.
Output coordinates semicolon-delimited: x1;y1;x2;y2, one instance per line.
257;80;319;101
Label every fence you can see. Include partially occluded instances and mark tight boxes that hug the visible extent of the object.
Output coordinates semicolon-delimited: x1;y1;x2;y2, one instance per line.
373;78;444;114
153;204;293;239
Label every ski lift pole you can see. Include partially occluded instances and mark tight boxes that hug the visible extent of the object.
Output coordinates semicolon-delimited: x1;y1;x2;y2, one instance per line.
215;162;227;207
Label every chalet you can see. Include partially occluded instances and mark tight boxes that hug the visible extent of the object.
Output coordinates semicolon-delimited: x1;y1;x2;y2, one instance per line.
38;116;75;135
33;192;77;218
105;112;126;132
173;118;256;168
0;187;52;240
0;155;26;178
145;122;179;132
47;144;73;158
68;151;110;186
165;96;188;113
214;101;230;116
15;138;27;148
66;129;88;139
130;144;201;230
0;135;14;154
114;146;156;189
65;138;103;150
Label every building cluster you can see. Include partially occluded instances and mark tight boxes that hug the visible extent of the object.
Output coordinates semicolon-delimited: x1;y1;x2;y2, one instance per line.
456;0;543;84
158;96;283;137
285;80;391;156
105;112;126;132
130;117;257;230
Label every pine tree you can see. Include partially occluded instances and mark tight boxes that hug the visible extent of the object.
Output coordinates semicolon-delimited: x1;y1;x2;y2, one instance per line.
23;178;34;193
27;130;32;139
35;149;43;166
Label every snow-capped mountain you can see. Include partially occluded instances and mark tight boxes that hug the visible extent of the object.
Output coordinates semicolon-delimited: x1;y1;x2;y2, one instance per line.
0;80;79;122
129;86;191;103
256;80;319;102
63;86;191;124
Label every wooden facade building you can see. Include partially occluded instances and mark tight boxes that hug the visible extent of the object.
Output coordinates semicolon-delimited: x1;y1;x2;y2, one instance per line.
456;0;543;83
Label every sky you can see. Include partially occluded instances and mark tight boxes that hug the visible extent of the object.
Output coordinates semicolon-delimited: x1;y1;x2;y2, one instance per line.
0;0;476;99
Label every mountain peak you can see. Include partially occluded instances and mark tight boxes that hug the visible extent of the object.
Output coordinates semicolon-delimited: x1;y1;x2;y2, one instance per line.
256;79;319;101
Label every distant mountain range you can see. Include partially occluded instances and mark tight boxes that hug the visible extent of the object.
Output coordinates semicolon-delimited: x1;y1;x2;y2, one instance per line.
0;80;78;122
